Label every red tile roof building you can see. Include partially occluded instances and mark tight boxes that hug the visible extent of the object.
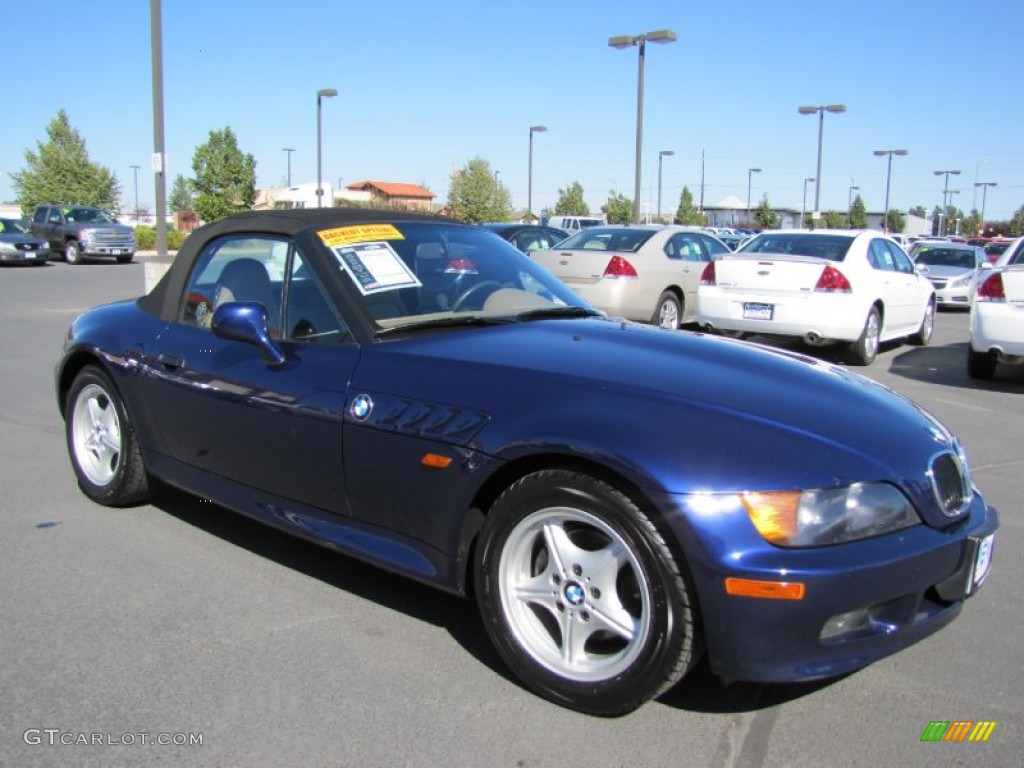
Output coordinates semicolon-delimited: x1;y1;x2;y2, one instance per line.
345;181;436;211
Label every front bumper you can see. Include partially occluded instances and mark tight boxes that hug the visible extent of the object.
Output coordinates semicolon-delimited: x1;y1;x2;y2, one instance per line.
658;490;999;683
81;242;136;257
0;248;50;263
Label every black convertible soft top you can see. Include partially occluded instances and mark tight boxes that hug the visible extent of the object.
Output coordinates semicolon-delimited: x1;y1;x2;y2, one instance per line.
138;208;447;322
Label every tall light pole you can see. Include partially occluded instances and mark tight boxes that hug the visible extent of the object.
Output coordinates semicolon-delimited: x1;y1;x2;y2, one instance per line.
316;88;337;208
975;181;997;235
746;167;762;221
874;149;908;232
149;0;167;257
934;169;960;236
527;125;546;222
802;177;815;228
798;104;845;219
658;150;675;221
848;185;859;225
283;148;295;187
130;164;141;221
609;29;677;223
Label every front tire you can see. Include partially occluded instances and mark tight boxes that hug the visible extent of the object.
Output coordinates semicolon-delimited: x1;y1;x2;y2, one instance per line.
847;306;881;365
475;470;698;715
652;291;681;330
65;240;82;265
66;366;151;505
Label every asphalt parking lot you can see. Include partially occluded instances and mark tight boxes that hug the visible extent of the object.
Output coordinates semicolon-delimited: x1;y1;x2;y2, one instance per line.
1;258;1020;768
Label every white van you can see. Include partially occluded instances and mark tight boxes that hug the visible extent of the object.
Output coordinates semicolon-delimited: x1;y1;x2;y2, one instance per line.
547;215;605;232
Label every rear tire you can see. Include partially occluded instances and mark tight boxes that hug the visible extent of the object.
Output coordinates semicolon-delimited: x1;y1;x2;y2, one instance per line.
652;291;682;330
66;366;151;506
910;300;935;346
475;470;698;715
967;348;996;380
847;306;881;365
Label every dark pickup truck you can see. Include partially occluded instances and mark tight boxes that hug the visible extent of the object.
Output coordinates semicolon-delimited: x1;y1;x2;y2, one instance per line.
31;205;137;264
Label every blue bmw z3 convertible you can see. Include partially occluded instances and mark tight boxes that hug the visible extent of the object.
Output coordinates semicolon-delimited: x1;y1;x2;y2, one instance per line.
57;209;998;715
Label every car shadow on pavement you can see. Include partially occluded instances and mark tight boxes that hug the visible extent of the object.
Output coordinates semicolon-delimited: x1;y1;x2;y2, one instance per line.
152;486;516;681
656;657;839;713
886;342;1024;392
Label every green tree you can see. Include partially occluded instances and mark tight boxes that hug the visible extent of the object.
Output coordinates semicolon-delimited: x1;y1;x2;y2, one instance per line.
885;209;906;233
169;174;193;212
446;157;512;223
674;186;707;225
820;210;846;228
908;205;928;218
1008;206;1024;237
963;209;983;236
12;109;120;216
191;127;257;223
848;195;868;228
753;194;779;229
554;182;589;215
601;191;633;224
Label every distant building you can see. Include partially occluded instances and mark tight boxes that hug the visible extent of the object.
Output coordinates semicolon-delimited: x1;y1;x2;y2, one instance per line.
345;181;435;211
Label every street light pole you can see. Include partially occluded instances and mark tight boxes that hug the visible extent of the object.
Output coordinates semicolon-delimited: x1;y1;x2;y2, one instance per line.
528;125;546;222
746;167;761;221
658;150;675;221
802;177;815;228
609;29;677;223
282;148;295;187
798;104;846;219
316;88;337;208
130;164;141;221
974;181;997;235
873;149;907;232
933;169;961;236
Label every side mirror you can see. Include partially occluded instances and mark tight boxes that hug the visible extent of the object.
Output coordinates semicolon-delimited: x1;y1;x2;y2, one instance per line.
915;263;929;274
979;261;992;270
211;302;286;366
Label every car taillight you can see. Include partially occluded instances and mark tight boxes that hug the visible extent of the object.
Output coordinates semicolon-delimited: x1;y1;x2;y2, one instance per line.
444;258;478;274
699;261;716;285
603;255;638;278
814;265;852;293
975;272;1006;301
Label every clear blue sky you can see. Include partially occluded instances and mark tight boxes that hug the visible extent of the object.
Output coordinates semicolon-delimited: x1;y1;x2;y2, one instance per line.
3;0;1022;221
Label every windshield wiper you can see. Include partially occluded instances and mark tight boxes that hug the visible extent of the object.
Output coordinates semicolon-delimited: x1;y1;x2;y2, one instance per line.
516;306;603;321
375;315;514;338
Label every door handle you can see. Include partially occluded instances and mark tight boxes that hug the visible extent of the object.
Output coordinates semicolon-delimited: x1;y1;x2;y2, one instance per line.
157;352;184;370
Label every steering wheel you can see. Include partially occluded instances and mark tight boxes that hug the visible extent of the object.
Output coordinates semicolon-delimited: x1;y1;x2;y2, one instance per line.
452;281;504;312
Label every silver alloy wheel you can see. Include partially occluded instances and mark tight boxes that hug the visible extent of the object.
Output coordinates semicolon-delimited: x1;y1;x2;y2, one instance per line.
71;383;123;486
498;506;652;682
658;299;679;329
863;310;880;358
919;302;934;342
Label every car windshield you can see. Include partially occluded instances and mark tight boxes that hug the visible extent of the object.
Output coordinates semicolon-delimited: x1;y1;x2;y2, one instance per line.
913;247;977;269
739;233;854;261
0;218;28;234
556;227;658;252
314;221;597;333
984;242;1010;257
66;208;116;223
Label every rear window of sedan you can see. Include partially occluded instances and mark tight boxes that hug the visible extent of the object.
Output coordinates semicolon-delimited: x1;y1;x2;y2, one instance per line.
557;228;658;253
739;234;854;261
912;247;979;269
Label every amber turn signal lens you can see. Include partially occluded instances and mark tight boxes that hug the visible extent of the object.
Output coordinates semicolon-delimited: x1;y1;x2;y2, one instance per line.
725;577;805;600
421;453;453;469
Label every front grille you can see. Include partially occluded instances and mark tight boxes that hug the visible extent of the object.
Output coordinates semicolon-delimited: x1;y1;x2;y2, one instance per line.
93;230;134;244
15;242;39;251
931;452;971;516
928;278;948;289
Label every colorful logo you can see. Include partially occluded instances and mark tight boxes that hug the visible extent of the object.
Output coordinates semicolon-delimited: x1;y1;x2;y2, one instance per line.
920;721;997;742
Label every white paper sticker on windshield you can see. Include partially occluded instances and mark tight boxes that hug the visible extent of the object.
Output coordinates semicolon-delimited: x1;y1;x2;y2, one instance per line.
333;241;422;295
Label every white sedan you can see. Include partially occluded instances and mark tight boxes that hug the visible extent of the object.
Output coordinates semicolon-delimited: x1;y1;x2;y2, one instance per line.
968;243;1024;379
696;229;936;365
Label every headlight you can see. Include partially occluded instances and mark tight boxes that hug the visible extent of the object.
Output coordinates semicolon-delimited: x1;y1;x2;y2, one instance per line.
742;482;920;547
80;228;98;240
949;274;972;288
0;242;15;254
